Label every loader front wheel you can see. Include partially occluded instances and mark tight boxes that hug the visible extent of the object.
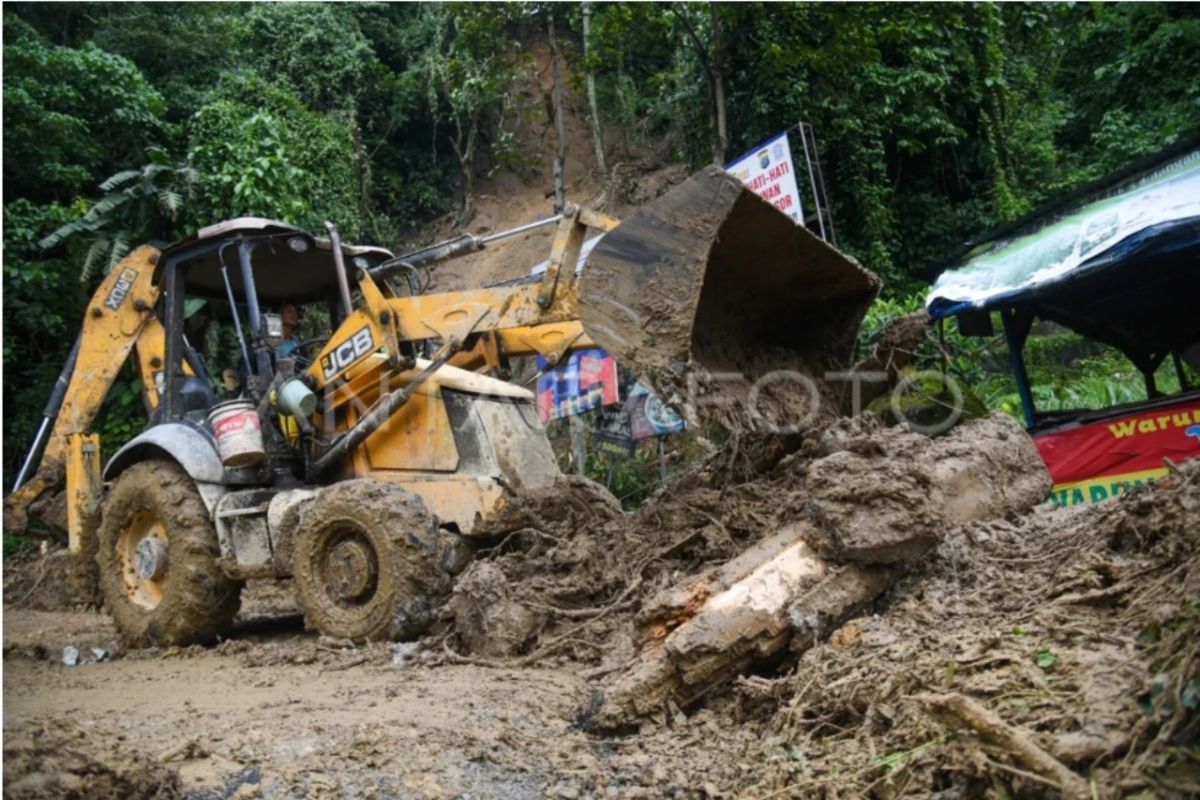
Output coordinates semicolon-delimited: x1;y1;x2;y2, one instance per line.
293;480;449;642
97;460;242;647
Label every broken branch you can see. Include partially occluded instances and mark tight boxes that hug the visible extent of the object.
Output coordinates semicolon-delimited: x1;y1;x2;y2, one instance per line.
915;692;1091;800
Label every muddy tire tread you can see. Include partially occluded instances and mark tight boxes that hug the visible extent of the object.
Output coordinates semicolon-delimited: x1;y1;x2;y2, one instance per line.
293;479;448;642
96;460;241;647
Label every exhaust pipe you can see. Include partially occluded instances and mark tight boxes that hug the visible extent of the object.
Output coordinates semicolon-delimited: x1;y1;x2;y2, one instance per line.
324;222;356;319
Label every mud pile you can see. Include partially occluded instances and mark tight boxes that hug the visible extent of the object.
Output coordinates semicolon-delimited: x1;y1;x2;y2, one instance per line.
449;435;816;665
2;547;86;611
736;460;1200;798
448;413;1045;671
448;417;1198;795
3;718;182;799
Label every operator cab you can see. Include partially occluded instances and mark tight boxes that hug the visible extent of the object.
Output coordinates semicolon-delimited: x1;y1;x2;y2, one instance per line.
152;218;397;424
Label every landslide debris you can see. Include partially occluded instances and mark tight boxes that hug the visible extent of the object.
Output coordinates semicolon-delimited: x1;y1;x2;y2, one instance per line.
3;718;182;800
587;413;1050;728
3;424;1195;799
443;414;1198;795
444;413;1047;677
3;547;86;611
736;460;1200;798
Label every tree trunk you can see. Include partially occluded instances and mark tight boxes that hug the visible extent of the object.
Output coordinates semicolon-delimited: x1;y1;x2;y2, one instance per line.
670;4;726;166
350;118;372;224
709;3;728;165
582;2;608;176
456;155;474;227
568;414;587;476
450;118;477;226
548;13;568;213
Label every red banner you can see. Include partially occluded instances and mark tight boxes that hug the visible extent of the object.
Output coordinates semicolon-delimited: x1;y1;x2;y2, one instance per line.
1034;397;1200;506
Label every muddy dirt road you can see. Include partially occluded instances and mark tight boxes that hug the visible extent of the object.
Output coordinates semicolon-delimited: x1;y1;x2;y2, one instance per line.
3;585;757;799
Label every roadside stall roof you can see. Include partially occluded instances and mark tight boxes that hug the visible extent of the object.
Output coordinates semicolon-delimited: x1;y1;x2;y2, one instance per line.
926;148;1200;366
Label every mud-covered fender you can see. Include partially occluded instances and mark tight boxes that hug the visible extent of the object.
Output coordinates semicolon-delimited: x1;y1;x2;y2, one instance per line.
103;424;229;514
103;423;224;484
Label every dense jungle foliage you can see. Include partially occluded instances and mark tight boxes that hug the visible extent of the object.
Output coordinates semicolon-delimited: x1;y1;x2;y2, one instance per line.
3;2;1199;482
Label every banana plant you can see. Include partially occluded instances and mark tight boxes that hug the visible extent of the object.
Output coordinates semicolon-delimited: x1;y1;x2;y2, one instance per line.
39;147;198;284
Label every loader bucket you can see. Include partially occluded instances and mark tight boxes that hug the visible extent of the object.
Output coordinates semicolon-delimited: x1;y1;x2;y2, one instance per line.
580;165;881;427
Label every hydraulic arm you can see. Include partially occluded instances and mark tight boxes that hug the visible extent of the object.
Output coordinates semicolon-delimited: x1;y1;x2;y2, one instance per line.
5;247;164;545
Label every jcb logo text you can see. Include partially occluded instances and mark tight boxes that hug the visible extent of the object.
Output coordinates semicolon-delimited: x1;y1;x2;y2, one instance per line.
322;327;375;381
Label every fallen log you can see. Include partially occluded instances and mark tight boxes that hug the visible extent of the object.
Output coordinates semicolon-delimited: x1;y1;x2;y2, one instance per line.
588;536;895;728
586;414;1049;729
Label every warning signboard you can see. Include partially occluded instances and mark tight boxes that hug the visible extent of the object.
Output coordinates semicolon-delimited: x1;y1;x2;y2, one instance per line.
725;131;804;223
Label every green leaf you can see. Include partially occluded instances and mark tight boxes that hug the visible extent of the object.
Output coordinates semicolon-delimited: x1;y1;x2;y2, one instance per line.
158;189;183;218
98;170;141;192
1036;647;1057;669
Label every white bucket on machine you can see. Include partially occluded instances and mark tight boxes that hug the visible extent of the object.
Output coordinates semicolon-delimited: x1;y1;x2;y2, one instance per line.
208;399;265;467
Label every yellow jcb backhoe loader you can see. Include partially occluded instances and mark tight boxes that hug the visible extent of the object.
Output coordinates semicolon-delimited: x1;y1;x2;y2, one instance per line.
5;166;879;646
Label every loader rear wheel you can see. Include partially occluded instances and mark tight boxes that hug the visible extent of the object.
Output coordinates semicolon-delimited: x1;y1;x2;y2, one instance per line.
96;460;242;647
293;480;449;642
